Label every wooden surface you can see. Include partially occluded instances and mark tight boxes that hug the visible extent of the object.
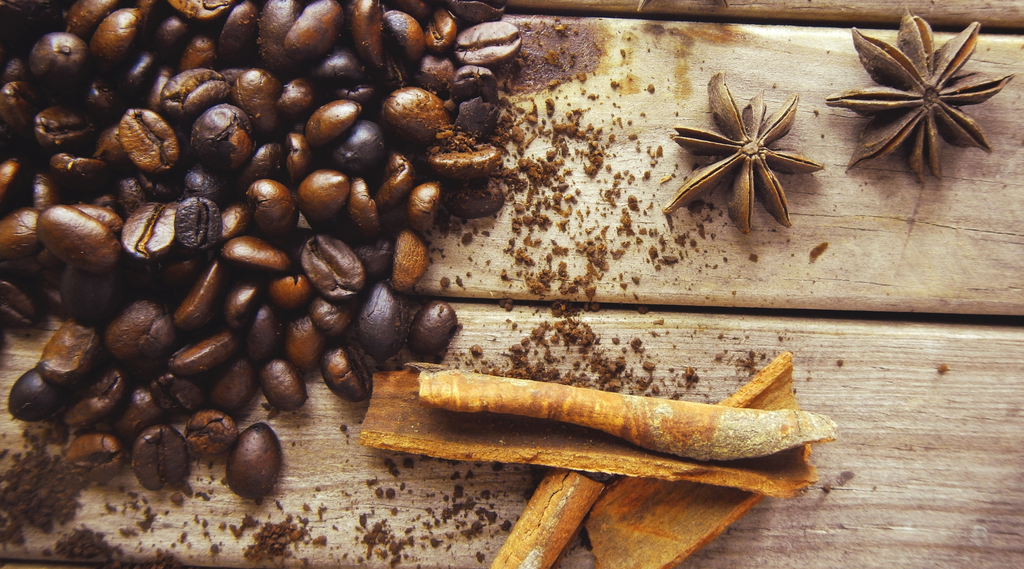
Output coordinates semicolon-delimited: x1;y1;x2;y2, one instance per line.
1;5;1023;569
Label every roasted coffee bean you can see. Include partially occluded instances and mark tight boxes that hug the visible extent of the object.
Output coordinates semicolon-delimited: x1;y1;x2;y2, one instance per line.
160;255;204;288
66;432;126;484
392;228;429;293
63;366;128;428
284;0;344;63
104;299;177;362
282;133;310;185
0;82;41;140
175;196;222;252
308;297;356;337
220;202;253;241
425;8;458;55
357;280;410;363
351;238;392;283
268;274;314;311
350;0;385;73
296;169;349;225
381;87;450;147
219;1;260;65
284;314;325;373
454;21;522;68
428;144;502;179
31;170;62;210
28;33;91;90
0;208;39;260
221;236;291;271
384;10;425;62
407;181;441;231
8;368;65;421
121;202;177;263
95;125;134;171
34;106;95;152
132;424;189;490
445;0;506;24
226;422;282;500
259;358;306;411
305;100;360;147
37;204;120;274
224;278;262;329
168;0;235;21
374;153;415;213
321;345;371;401
112;386;167;442
347;177;380;238
118;108;179;174
168;328;240;375
37;319;105;387
277;77;318;120
173;258;227;330
118;50;158;97
443;176;505;219
59;266;124;326
258;0;302;73
49;153;110;193
150;373;206;412
300;234;365;302
311;47;364;84
192;103;253;170
154;15;190;61
246;303;282;360
209;357;258;412
238;142;284;194
333;84;377;107
455;96;499;138
247;179;298;237
409;300;458;355
69;204;122;233
185;409;238;456
329;119;386;175
183;164;231;207
66;0;120;40
232;68;282;135
90;8;142;71
161;68;230;122
413;55;454;99
179;34;218;71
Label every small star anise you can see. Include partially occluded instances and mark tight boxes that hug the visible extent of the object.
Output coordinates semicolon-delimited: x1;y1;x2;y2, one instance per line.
826;13;1013;181
663;72;823;233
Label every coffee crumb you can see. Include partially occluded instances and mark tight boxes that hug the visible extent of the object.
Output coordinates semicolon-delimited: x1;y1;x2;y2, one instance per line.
54;527;115;560
937;363;950;374
809;242;829;262
0;438;85;543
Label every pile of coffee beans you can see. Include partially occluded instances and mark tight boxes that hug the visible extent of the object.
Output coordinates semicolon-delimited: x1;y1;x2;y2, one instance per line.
1;0;518;500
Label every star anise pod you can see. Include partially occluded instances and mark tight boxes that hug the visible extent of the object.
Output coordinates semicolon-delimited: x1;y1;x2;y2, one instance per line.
826;14;1013;181
663;72;823;233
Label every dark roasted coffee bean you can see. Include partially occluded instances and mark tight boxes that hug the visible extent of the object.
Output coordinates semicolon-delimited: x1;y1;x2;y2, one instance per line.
311;47;364;84
173;258;226;331
90;8;142;71
144;66;174;113
29;33;91;90
118;109;179;174
284;314;325;373
69;204;122;233
67;432;126;484
237;142;283;194
37;204;120;274
357;280;410;363
150;373;206;412
247;303;282;361
296;169;349;225
183;164;231;207
258;358;306;411
329;119;386;175
118;50;157;97
87;78;127;120
219;1;259;65
132;424;189;490
168;328;239;375
8;368;65;421
179;34;218;71
95;125;134;172
392;229;429;293
220;202;253;241
30;171;61;211
347;177;379;238
409;300;458;354
209;357;258;412
407;181;441;231
121;202;177;263
112;386;166;442
300;234;365;302
66;0;120;40
63;366;128;428
454;21;522;68
161;68;230;122
221;236;291;271
333;84;377;107
247;179;298;238
384;10;425;62
135;171;183;202
268;274;314;311
276;77;318;120
192;103;253;170
49;153;109;193
225;278;262;329
37;319;104;387
455;96;499;137
226;422;281;500
425;8;457;55
175;196;222;252
154;15;190;61
60;266;124;325
305;100;360;147
381;87;450;146
34;106;94;152
232;68;282;135
350;0;385;73
374;153;415;212
285;132;312;185
321;345;371;401
443;176;505;219
258;0;302;72
413;55;453;98
308;297;356;337
284;0;344;63
428;144;502;179
446;0;506;24
168;0;235;21
104;299;177;362
0;208;39;260
0;81;41;139
185;409;237;456
2;58;29;84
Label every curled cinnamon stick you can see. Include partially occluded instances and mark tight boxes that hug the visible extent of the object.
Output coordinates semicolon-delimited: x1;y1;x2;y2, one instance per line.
414;366;837;461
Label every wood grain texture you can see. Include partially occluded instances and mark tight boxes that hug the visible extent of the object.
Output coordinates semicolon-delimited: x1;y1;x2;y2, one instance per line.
508;0;1024;29
2;303;1022;568
413;16;1024;315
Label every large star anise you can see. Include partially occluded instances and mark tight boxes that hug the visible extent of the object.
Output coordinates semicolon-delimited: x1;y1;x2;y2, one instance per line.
826;14;1013;181
663;72;823;234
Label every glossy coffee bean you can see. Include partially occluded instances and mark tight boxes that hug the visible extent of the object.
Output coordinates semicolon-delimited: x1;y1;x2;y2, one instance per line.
308;297;356;337
209;357;258;412
296;169;349;225
29;33;91;89
104;300;177;362
185;409;238;456
0;208;39;260
246;303;282;361
258;358;306;411
221;236;291;271
37;205;120;274
226;422;282;500
409;300;458;354
161;68;230;122
168;328;240;376
150;373;206;412
268;274;314;311
121;202;177;263
59;266;124;326
384;10;425;62
154;15;190;61
219;1;259;65
445;0;506;24
247;179;297;238
94;125;134;172
224;278;262;329
184;164;231;207
374;153;415;213
305;100;360;147
90;8;142;71
49;153;110;193
66;0;120;40
118;109;179;174
8;368;65;421
112;386;167;442
347;177;380;238
454;21;522;68
232;68;282;135
34;106;95;152
300;234;365;302
168;0;235;21
381;87;450;146
407;181;441;231
258;0;302;73
456;96;499;137
179;34;218;71
63;366;128;428
311;47;364;84
69;204;122;233
428;144;502;179
284;314;325;373
220;202;253;241
392;228;429;293
320;346;371;402
67;432;126;484
175;196;222;251
350;0;385;73
37;319;104;387
237;142;283;194
443;177;505;219
132;424;189;490
31;170;62;210
285;132;312;185
283;0;344;63
192;103;253;170
118;50;158;97
329;119;386;175
425;8;457;55
276;77;318;120
0;82;41;139
174;258;227;331
357;280;411;363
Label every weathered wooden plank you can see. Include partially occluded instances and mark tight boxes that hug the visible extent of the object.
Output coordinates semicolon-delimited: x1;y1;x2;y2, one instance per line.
1;303;1022;568
509;0;1024;30
414;17;1024;315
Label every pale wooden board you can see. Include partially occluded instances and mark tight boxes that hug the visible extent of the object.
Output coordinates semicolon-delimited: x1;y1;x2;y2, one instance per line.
2;303;1022;568
509;0;1024;29
414;16;1024;315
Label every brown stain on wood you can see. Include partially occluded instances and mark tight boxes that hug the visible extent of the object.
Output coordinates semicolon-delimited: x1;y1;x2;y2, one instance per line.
504;15;609;94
